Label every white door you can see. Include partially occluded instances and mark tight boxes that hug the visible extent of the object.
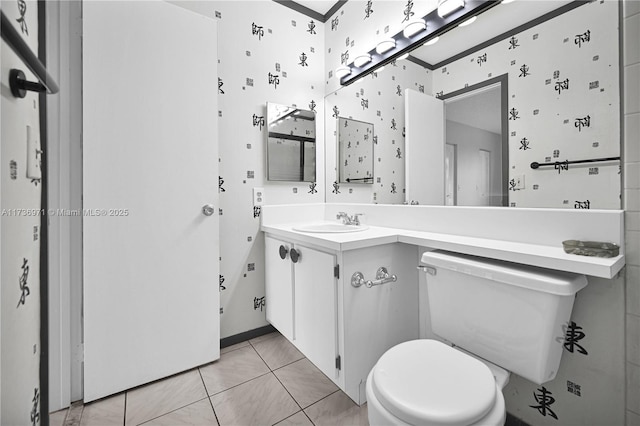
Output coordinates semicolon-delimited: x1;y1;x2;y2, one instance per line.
293;245;338;381
479;149;491;206
445;143;457;206
82;1;219;402
404;89;445;205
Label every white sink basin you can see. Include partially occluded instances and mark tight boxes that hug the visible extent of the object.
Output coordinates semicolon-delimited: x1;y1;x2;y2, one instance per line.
292;223;369;233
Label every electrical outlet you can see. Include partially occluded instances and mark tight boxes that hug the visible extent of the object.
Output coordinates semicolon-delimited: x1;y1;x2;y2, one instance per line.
253;187;264;206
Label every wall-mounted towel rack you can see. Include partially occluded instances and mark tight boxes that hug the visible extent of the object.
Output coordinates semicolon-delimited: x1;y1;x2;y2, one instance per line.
530;156;620;172
2;10;59;98
351;267;397;288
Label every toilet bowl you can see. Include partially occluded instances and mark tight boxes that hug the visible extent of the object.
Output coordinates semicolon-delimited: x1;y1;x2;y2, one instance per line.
365;250;587;426
366;340;506;426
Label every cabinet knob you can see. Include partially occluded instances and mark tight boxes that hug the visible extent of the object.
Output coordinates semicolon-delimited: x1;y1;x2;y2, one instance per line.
202;204;215;216
290;248;301;263
279;245;289;260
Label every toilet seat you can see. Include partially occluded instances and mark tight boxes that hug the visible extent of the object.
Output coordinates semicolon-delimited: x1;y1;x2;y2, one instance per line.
369;340;498;425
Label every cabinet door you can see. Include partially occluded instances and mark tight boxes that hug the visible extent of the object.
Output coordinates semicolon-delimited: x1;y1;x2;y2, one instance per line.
265;236;294;341
293;245;338;380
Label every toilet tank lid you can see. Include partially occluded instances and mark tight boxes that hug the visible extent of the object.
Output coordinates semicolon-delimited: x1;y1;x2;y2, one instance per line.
422;250;587;296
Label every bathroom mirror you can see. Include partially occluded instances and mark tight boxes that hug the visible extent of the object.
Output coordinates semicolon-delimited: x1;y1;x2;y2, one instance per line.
324;0;620;209
337;117;374;184
266;102;316;182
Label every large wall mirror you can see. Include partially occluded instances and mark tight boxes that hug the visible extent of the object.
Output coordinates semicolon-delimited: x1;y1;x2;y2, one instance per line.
337;117;374;184
267;102;316;182
324;0;620;209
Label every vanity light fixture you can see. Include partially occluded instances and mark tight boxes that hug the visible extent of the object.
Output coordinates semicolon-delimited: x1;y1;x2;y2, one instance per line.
424;36;440;46
437;0;465;18
338;0;501;87
353;53;372;68
458;15;477;26
335;66;351;78
376;38;396;54
403;19;427;38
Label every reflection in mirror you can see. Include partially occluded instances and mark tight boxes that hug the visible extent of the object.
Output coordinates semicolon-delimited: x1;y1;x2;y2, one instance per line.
266;102;316;182
337;117;374;184
442;77;508;207
325;1;620;209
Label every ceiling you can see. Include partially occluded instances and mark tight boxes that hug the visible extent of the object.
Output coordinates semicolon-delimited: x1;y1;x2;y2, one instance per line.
293;0;343;17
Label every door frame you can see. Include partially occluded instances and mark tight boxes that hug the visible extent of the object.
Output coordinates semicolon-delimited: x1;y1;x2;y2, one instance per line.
439;74;509;207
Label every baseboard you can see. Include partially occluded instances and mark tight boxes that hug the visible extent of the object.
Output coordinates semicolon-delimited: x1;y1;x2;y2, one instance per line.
220;324;277;348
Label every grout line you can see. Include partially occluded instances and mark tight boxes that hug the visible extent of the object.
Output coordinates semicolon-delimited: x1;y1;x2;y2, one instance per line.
302;408;316;426
271;369;303;411
135;397;211;425
207;371;273;397
198;368;221;426
123;392;127;426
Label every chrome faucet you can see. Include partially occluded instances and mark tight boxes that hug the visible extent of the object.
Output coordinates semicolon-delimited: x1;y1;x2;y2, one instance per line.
336;212;363;225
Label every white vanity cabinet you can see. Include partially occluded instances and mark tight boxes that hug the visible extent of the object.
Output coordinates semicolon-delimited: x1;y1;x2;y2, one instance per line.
265;233;420;405
264;235;339;382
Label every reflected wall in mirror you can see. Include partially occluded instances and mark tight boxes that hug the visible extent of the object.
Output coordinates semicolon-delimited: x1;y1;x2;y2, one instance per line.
324;60;431;204
442;77;508;207
327;0;619;208
337;117;374;184
429;0;619;209
266;102;316;182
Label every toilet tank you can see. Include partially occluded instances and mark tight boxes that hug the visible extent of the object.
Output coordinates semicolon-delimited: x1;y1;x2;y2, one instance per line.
422;250;587;385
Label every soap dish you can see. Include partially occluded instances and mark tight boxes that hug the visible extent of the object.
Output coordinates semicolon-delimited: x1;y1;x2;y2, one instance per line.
562;240;620;258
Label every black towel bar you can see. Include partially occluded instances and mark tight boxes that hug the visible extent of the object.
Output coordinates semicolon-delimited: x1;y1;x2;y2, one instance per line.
1;10;59;98
530;156;620;170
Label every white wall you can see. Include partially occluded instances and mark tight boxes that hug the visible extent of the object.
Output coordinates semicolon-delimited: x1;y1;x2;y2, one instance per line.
622;0;640;424
445;120;502;206
45;0;84;411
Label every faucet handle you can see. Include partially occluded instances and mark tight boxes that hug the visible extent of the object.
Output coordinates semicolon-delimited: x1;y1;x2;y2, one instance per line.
336;211;347;220
353;213;364;225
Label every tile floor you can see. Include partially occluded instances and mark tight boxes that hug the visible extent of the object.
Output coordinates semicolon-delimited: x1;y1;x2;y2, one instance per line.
49;332;369;426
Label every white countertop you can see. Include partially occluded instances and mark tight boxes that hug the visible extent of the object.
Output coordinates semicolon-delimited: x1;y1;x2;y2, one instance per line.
261;222;625;279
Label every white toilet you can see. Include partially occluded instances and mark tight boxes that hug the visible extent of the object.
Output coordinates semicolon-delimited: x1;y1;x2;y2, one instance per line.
366;250;588;426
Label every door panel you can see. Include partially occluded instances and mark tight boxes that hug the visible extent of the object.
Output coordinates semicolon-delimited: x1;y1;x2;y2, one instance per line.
265;236;294;341
405;89;445;205
83;1;219;402
293;246;338;381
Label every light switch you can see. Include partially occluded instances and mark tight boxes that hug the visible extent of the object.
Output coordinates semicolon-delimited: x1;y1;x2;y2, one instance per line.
513;174;525;190
253;187;264;206
26;125;42;180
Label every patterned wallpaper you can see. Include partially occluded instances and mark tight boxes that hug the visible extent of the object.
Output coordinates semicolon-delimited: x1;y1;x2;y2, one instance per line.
325;61;431;204
210;1;326;338
432;0;620;209
1;0;42;424
324;0;439;94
